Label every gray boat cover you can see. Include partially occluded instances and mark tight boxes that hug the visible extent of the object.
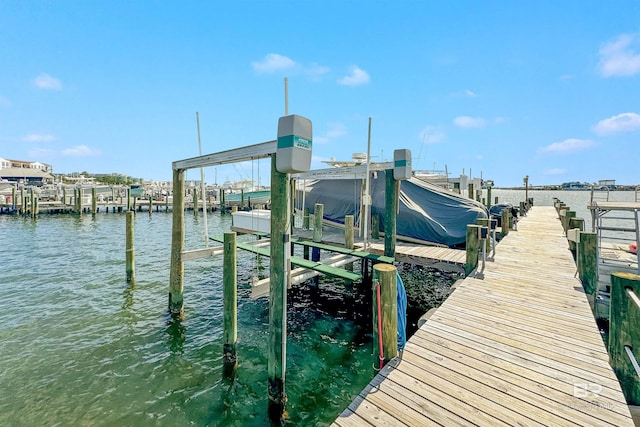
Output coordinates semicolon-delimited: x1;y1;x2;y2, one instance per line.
299;170;488;247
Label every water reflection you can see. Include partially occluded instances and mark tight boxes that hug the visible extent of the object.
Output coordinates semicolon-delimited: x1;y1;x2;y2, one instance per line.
165;316;186;354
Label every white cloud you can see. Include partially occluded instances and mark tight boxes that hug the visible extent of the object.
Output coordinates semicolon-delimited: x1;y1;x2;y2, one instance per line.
305;63;330;81
598;34;640;77
453;116;486;128
27;148;56;158
252;54;297;74
22;133;57;143
592;112;640;135
544;168;567;175
62;145;100;157
539;138;595;154
464;89;477;97
418;126;446;143
559;74;573;81
33;73;63;90
338;65;370;86
314;122;347;145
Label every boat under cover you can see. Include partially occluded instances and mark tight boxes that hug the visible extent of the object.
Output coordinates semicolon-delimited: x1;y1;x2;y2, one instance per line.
298;169;489;247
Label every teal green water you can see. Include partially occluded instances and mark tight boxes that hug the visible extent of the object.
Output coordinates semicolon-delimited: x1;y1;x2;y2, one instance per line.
0;212;373;426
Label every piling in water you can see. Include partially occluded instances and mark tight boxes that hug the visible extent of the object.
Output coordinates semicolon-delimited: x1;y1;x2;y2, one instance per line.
223;231;238;377
126;211;135;283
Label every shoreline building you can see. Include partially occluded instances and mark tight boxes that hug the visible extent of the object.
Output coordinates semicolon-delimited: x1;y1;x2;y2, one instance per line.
0;157;54;185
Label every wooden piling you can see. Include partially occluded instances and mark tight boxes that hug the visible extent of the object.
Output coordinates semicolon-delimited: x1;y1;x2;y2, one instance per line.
609;272;640;405
372;263;398;366
568;217;584;251
148;196;153;215
62;187;66;206
169;169;185;316
20;188;24;214
127;188;131;211
223;231;238;376
193;187;199;216
578;232;598;302
345;215;354;271
126;211;135;283
268;154;288;420
501;208;509;237
384;170;399;258
92;187;97;215
12;187;16;207
371;213;380;239
30;188;35;217
465;224;481;276
486;186;492;209
468;183;474;200
303;207;310;230
313;203;323;243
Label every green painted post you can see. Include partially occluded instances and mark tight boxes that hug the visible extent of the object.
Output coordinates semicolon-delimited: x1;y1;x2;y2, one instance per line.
268;155;288;420
384;170;399;258
223;231;238;377
465;224;481;276
345;215;354;271
372;263;398;367
126;211;135;283
609;272;640;405
92;187;97;215
371;213;380;239
568;217;584;251
578;232;598;302
486;186;492;209
169;169;185;317
303;207;310;230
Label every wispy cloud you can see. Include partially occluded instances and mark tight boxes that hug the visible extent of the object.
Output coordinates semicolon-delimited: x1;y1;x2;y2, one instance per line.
33;73;63;90
453;116;486;128
539;138;595;154
418;126;446;143
598;33;640;77
338;65;370;86
252;54;297;74
305;63;331;81
22;133;57;143
592;112;640;135
62;145;100;157
27;148;56;159
544;168;567;175
315;122;347;144
559;74;573;81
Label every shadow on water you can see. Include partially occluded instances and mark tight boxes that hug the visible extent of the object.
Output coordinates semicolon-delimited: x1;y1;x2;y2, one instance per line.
165;314;187;354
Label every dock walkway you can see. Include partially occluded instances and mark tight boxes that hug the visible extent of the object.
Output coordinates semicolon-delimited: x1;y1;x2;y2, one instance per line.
333;206;634;426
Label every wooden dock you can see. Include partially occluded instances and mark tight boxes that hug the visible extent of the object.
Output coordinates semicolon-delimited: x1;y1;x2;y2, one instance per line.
333;206;634;426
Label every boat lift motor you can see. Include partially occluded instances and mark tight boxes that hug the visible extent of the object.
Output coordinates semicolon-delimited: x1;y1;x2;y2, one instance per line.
276;114;312;174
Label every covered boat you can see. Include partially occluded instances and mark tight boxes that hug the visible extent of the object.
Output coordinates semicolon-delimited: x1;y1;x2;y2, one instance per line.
297;169;488;247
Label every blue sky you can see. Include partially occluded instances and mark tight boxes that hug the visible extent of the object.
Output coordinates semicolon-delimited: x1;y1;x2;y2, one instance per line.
1;1;639;187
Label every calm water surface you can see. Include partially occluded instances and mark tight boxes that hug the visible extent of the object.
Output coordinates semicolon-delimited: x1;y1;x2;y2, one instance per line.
0;211;372;426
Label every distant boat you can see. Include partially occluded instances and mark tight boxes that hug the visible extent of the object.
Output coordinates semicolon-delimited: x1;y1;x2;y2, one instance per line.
224;189;271;206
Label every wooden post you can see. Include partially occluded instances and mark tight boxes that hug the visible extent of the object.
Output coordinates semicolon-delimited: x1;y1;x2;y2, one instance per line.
578;232;598;303
313;203;323;243
568;217;584;251
384;170;399;258
92;187;97;215
62;187;66;206
501;208;509;237
371;213;380;239
30;187;35;217
127;188;131;211
564;211;576;234
345;215;354;271
223;231;238;377
477;218;490;253
465;224;481;276
268;154;288;420
148;195;153;216
303;207;310;229
126;211;135;283
494;196;499;205
609;272;640;405
20;188;24;214
468;182;474;199
169;169;185;316
486;186;492;209
372;263;398;366
193;187;199;216
165;192;169;212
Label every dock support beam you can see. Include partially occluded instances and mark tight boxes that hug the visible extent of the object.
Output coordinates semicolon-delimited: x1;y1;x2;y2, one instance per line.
169;168;185;317
223;231;238;377
578;231;598;305
268;155;288;421
126;211;135;283
609;272;640;405
384;169;398;258
373;263;398;366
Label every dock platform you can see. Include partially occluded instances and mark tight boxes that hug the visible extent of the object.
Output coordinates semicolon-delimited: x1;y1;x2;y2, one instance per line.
333;206;634;426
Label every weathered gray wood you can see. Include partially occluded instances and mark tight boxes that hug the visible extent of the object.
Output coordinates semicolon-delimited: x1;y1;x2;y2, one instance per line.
126;211;135;283
465;224;480;276
169;168;185;316
223;231;238;376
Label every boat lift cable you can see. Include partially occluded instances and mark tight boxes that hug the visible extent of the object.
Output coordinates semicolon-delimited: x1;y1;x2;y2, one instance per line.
196;112;208;247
